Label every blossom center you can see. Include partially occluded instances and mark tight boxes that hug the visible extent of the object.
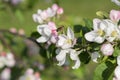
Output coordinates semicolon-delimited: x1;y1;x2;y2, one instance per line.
111;30;117;37
26;76;31;80
66;39;72;44
97;29;104;36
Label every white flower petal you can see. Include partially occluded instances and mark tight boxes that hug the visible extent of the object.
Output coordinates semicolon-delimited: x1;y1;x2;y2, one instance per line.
70;50;78;60
94;36;105;43
46;8;56;17
32;14;43;24
72;58;80;69
56;35;66;47
114;66;120;79
36;36;49;43
37;25;48;35
0;57;5;68
67;27;74;40
117;56;120;66
37;9;42;14
85;31;97;42
93;18;101;30
57;58;66;66
91;52;100;63
99;20;108;30
41;10;48;20
56;48;61;54
106;37;115;42
111;0;120;6
43;27;52;36
69;49;81;69
1;68;11;80
50;36;57;43
56;50;68;66
62;42;72;49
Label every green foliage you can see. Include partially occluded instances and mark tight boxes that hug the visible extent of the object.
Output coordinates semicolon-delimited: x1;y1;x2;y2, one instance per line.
79;51;91;64
96;11;109;19
93;61;116;80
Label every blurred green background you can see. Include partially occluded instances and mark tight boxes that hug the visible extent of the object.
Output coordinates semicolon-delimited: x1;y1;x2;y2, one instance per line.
0;0;119;80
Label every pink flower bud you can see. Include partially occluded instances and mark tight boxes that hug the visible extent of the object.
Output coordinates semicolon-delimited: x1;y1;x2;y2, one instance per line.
57;7;64;15
18;29;25;35
100;43;114;56
110;10;120;22
48;21;57;30
1;52;6;56
34;72;40;79
52;4;59;11
9;27;17;33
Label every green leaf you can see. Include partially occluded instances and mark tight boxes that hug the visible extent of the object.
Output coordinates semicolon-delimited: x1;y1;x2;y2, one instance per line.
113;46;120;57
31;31;40;39
96;11;109;19
93;61;116;80
79;51;91;64
47;44;56;58
83;18;93;29
73;24;90;37
39;46;47;58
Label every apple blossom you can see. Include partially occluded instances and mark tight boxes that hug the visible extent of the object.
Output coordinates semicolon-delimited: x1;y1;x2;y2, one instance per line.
105;20;120;42
100;43;114;56
19;68;42;80
111;0;120;6
52;4;59;11
110;10;120;22
5;53;16;67
0;68;11;80
33;4;63;24
56;27;75;49
36;22;58;44
56;27;81;69
0;56;6;68
46;7;56;18
9;27;17;33
18;29;25;36
113;56;120;80
117;56;120;66
56;48;81;69
85;18;106;43
57;7;64;15
85;19;120;43
91;52;100;63
32;13;43;24
0;52;15;68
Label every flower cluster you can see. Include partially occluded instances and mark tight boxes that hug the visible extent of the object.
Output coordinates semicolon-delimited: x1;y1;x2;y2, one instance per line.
0;52;16;68
36;21;58;44
19;68;42;80
56;27;81;69
33;4;82;69
85;9;120;56
33;4;63;24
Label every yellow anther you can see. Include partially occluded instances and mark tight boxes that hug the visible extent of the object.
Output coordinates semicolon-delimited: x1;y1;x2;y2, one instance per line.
97;29;104;36
66;39;72;44
111;31;117;37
